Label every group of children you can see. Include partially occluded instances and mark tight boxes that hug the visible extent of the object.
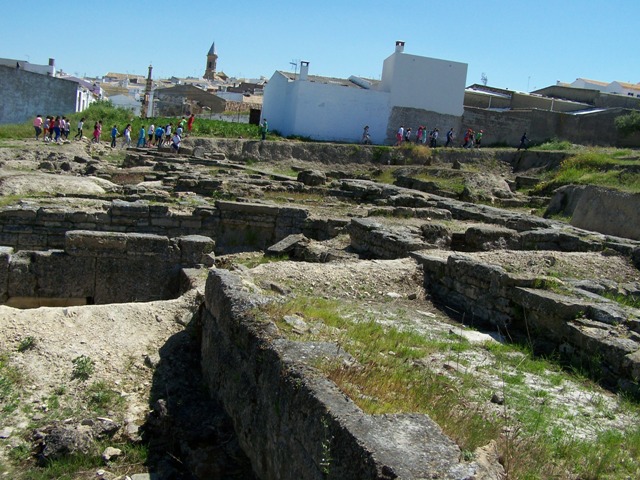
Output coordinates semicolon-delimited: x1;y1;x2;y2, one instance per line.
33;115;84;143
395;125;441;147
392;125;485;149
34;113;195;155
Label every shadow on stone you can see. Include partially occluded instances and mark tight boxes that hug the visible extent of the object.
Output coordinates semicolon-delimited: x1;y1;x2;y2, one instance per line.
143;309;256;479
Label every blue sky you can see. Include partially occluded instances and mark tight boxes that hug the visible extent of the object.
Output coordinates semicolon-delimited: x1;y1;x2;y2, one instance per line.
2;0;637;92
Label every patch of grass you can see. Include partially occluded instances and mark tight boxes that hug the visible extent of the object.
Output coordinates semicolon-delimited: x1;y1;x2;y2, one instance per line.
601;291;640;309
71;355;95;381
534;150;640;194
532;138;575;150
85;380;124;414
15;439;148;480
372;167;398;185
413;172;466;195
0;353;25;416
17;336;36;353
258;296;640;479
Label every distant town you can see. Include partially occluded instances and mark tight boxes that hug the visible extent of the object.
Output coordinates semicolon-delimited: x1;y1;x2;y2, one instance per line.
1;40;639;147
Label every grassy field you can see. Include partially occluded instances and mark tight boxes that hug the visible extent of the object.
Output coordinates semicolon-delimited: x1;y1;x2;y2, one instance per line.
260;295;640;480
0;100;268;142
535;149;640;194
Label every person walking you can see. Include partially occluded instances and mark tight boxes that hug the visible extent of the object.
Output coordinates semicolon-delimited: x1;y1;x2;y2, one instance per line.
475;130;484;148
187;114;195;137
361;125;371;144
171;131;181;153
147;124;155;145
445;128;454;147
517;131;529;150
110;125;119;148
122;124;132;149
74;118;85;140
137;125;146;148
260;118;268;141
155;125;164;147
430;128;439;147
395;125;404;146
33;114;43;140
53;116;62;143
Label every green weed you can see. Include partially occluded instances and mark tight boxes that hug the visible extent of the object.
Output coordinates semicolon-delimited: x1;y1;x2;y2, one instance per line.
71;355;95;381
17;336;36;353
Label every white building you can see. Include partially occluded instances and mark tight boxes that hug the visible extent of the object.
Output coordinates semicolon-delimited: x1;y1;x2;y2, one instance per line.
569;78;640;98
109;94;141;116
262;41;468;144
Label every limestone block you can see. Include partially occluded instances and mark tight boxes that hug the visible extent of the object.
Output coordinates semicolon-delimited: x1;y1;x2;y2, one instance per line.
126;233;171;257
8;252;36;297
31;250;95;298
0;247;13;302
296;170;327;186
94;256;177;304
110;199;150;217
266;234;308;256
0;233;18;246
0;207;38;224
37;208;67;223
178;235;216;266
65;231;128;257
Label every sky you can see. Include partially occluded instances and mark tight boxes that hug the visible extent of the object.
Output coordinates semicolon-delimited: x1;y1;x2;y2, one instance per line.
2;0;638;92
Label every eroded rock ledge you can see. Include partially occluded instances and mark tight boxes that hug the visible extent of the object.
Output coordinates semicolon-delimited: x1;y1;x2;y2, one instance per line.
199;268;481;480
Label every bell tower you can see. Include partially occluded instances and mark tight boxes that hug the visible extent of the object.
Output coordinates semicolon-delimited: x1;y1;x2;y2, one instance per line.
204;41;217;80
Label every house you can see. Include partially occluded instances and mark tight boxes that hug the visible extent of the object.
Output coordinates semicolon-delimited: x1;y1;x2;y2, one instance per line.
261;41;468;144
0;61;96;125
568;78;640;98
154;84;226;117
109;94;142;116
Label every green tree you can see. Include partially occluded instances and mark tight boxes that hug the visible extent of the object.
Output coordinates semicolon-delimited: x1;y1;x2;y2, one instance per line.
614;111;640;136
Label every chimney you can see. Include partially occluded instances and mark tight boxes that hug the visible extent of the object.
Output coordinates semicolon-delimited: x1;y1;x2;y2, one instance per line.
299;61;309;81
48;58;55;66
395;41;405;53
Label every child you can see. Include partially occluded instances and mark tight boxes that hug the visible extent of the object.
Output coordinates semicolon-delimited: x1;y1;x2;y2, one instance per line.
111;125;119;148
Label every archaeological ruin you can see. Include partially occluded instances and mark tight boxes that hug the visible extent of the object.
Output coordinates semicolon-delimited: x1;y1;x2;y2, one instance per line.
0;137;639;479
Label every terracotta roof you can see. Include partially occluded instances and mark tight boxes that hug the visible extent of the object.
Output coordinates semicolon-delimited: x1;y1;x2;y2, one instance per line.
614;81;640;91
576;78;609;86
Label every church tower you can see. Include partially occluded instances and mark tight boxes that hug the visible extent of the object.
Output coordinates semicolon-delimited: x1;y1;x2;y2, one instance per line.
204;41;217;80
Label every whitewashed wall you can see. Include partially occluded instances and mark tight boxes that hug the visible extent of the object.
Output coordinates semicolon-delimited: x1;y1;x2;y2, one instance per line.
385;54;467;116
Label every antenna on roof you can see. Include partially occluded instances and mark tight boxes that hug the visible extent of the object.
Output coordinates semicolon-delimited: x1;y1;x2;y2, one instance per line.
290;60;299;78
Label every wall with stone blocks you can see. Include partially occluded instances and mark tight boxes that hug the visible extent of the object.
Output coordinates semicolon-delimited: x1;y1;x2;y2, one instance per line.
413;252;640;394
0;200;340;254
200;268;478;479
0;231;214;306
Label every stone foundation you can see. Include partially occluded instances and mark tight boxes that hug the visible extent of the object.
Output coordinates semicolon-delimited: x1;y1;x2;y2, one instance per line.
0;231;214;306
413;252;640;393
200;268;479;480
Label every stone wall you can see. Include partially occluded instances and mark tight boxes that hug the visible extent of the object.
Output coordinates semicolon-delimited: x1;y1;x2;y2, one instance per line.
200;268;478;479
0;65;78;125
0;199;339;254
546;185;640;241
386;106;462;145
462;106;640;148
413;252;640;393
0;231;214;306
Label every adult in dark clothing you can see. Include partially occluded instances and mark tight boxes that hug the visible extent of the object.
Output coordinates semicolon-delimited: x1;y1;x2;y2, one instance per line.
517;132;528;150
